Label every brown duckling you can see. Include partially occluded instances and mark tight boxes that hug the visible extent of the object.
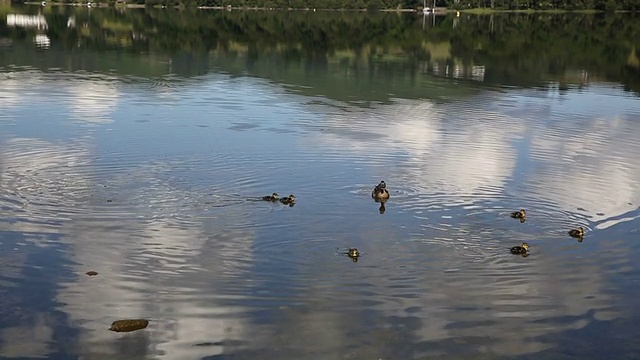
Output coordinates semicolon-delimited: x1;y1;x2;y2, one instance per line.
510;242;530;255
279;194;295;206
371;180;390;201
262;192;279;202
568;226;584;238
347;248;360;262
510;209;526;221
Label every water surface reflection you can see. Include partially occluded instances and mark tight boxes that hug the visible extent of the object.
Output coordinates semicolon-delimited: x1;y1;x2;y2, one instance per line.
1;15;640;358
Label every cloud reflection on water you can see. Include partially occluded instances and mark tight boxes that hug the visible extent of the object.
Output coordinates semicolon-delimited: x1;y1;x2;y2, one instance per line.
0;72;40;112
0;72;639;359
67;80;119;124
0;71;118;125
293;88;636;357
310;98;524;197
0;136;253;359
312;87;640;222
526;109;640;226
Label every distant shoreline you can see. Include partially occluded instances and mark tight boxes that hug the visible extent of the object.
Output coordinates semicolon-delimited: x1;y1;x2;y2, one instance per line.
21;2;631;12
453;8;605;14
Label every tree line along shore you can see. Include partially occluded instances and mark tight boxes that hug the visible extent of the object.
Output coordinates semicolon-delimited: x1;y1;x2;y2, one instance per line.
19;0;640;11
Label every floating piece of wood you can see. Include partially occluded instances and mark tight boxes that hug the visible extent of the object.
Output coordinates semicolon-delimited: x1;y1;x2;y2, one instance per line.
109;319;149;332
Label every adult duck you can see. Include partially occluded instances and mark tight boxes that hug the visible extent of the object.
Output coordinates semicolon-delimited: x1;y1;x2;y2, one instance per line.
371;181;390;201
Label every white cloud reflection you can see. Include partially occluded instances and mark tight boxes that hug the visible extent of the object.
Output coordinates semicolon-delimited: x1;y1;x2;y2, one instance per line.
0;72;118;124
527;115;640;226
313;87;640;221
56;216;253;359
67;81;119;124
312;98;524;196
1;71;638;360
0;138;252;359
297;88;637;357
0;71;47;112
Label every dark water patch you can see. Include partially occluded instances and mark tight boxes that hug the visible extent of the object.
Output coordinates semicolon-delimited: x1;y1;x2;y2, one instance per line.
0;230;79;359
195;339;247;347
229;123;259;131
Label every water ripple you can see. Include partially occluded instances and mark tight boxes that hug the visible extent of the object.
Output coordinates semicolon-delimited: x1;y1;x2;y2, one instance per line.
1;64;639;360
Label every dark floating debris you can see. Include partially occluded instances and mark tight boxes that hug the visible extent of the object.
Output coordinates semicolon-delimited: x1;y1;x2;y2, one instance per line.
109;319;149;333
85;271;98;276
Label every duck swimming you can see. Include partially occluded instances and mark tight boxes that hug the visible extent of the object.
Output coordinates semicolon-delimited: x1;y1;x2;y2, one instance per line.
510;242;530;255
371;181;390;201
262;192;279;202
568;227;584;238
279;194;296;206
347;248;360;262
510;209;526;222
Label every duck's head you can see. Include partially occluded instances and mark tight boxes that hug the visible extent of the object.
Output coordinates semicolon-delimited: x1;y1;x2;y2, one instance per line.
521;243;530;251
271;192;279;198
287;194;296;201
348;248;359;257
378;181;386;189
520;209;526;215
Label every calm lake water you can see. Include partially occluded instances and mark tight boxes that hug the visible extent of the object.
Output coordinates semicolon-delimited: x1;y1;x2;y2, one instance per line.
1;6;640;359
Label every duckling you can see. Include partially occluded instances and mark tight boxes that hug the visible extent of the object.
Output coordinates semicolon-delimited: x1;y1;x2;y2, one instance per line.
568;226;584;238
510;209;526;221
262;192;279;202
279;194;295;206
510;242;530;255
347;248;360;262
371;180;390;200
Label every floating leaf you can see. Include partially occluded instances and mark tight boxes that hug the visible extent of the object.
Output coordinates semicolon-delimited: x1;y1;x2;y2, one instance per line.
109;319;149;332
86;271;98;276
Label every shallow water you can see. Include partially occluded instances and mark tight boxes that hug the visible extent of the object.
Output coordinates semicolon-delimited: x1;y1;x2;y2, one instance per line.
1;7;640;360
